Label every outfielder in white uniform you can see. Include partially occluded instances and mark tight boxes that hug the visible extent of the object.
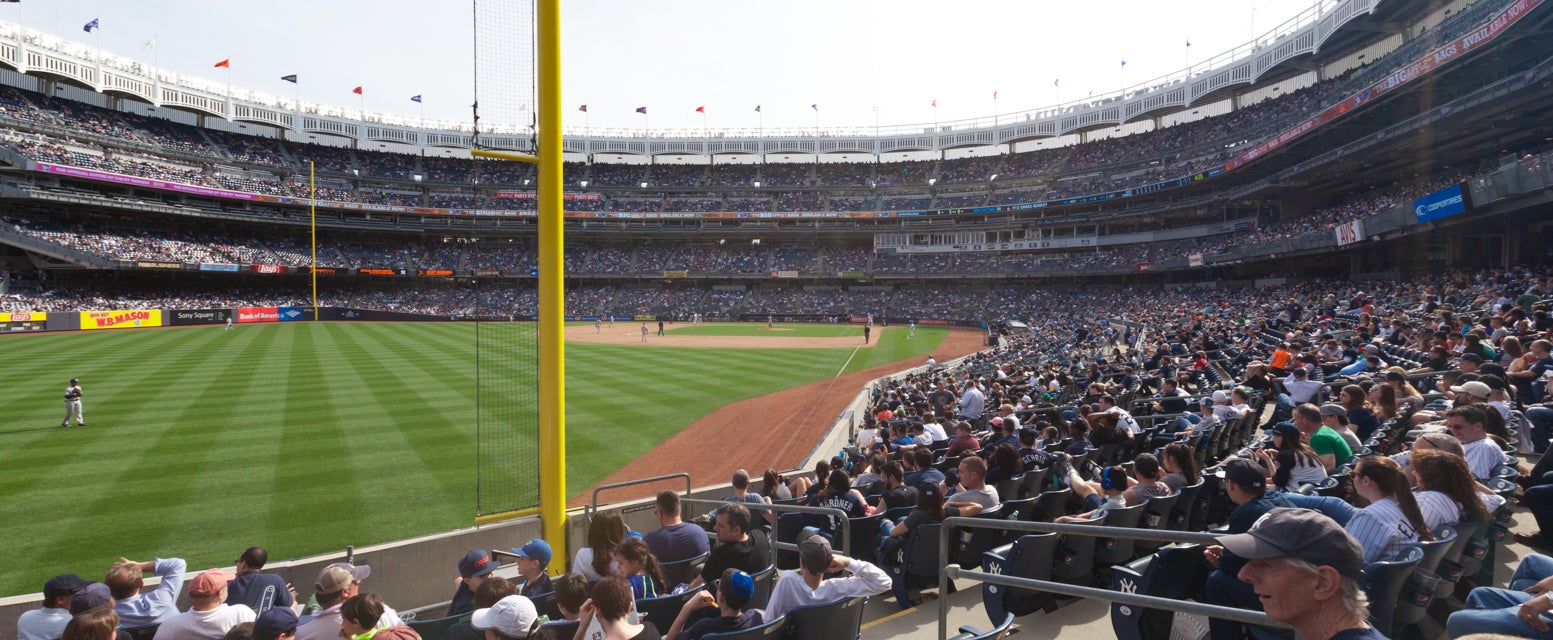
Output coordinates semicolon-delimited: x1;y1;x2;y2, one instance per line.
62;378;85;427
595;318;602;334
641;323;649;342
909;321;916;339
225;316;234;331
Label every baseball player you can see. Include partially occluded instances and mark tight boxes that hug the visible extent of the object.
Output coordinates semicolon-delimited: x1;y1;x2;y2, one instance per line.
595;318;602;334
909;320;916;339
225;315;234;331
62;378;85;427
641;323;649;343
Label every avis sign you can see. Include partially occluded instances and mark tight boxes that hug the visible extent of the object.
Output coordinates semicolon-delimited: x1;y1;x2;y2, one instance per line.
1334;219;1366;246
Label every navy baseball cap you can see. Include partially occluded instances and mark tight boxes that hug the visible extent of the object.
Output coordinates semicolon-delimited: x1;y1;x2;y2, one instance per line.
512;539;552;566
253;607;300;640
69;583;112;615
459;550;498;578
43;574;93;600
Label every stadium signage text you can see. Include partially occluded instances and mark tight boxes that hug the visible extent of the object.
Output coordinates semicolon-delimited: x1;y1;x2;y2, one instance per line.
135;261;182;269
199;263;240;272
1334;219;1366;246
170;309;229;326
250;265;287;274
238;307;279;323
80;309;162;330
418;269;454;277
1413;184;1470;223
1188;254;1205;267
358;268;400;275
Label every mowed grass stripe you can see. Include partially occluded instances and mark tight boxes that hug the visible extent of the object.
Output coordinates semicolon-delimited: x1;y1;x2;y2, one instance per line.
24;326;282;571
352;324;478;403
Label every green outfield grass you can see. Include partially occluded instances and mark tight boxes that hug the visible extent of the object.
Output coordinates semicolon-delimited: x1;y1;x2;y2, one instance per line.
0;322;946;596
665;323;864;337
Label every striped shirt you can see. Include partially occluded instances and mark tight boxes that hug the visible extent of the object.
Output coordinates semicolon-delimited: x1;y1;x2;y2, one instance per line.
1415;489;1507;532
1461;437;1510;479
1345;497;1420;564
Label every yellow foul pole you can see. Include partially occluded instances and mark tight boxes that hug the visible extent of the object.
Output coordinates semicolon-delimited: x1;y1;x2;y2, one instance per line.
536;0;567;575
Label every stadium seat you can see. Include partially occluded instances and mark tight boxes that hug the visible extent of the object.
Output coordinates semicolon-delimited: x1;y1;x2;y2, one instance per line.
1109;544;1207;640
948;612;1016;640
1359;545;1423;638
980;532;1060;622
746;564;777;612
1392;529;1456;634
661;550;709;588
636;584;707;632
406;612;470;640
701;614;787;640
782;596;867;640
890;523;947;610
1093;502;1150;570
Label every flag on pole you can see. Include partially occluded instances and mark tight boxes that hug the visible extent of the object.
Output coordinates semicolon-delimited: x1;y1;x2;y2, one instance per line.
754;105;761;112
280;74;298;83
931;99;936;107
214;59;230;68
83;18;98;33
1054;79;1060;86
578;104;587;112
143;39;157;50
993;91;998;100
635;106;647;114
1121;60;1127;67
695;106;705;113
410;95;422;103
810;104;817;111
352;86;363;95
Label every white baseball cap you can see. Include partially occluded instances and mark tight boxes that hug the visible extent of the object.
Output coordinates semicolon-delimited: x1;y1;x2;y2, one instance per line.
471;595;539;638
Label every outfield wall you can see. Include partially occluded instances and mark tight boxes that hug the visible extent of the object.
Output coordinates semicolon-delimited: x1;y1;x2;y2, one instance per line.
0;307;453;335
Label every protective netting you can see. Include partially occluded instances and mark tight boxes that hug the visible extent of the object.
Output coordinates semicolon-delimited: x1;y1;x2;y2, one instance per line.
472;0;539;152
472;287;542;516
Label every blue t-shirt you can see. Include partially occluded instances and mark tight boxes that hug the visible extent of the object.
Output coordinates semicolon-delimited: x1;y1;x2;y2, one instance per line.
644;522;711;564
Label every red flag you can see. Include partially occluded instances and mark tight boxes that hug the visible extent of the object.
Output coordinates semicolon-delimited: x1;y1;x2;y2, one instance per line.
993;91;998;100
695;106;705;113
931;99;936;108
578;104;588;112
213;59;230;68
352;86;363;95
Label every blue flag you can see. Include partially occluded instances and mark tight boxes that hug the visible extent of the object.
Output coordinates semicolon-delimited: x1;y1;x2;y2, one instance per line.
410;95;422;103
280;74;298;83
83;18;98;33
810;103;817;111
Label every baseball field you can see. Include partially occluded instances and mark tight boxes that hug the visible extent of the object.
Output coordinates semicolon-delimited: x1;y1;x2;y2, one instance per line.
0;320;960;596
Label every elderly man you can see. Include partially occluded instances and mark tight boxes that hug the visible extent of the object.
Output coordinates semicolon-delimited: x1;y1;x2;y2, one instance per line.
152;569;255;640
1220;508;1383;640
295;563;402;640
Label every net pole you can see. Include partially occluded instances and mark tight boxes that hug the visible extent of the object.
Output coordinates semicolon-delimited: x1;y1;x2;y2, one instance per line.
536;0;568;575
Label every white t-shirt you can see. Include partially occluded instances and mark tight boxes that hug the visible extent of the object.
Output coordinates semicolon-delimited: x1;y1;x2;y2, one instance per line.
571;548;621;583
922;422;948;442
151;604;256;640
855;428;879;449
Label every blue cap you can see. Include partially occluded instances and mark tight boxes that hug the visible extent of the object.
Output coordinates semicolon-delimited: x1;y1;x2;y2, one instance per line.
625;530;644;540
253;607;300;640
512;539;552;565
1061;409;1078;421
727;570;754;601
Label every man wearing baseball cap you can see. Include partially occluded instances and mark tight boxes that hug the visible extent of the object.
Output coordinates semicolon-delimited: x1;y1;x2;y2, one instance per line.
151;569;255;640
17;574;92;640
448;550;499;616
761;530;889;621
295;563;401;640
251;608;299;640
1218;508;1380;640
664;569;763;640
1204;459;1291;640
470;594;541;639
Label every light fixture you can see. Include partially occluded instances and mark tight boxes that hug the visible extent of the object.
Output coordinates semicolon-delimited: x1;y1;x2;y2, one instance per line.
753;181;762;187
580;180;589;187
929;178;937;185
640;182;649;188
413;174;423;182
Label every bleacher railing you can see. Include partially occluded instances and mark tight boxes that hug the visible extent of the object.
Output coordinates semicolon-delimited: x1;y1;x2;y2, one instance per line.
935;517;1292;639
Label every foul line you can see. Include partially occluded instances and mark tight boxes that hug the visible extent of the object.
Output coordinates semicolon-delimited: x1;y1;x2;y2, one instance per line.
835;344;862;378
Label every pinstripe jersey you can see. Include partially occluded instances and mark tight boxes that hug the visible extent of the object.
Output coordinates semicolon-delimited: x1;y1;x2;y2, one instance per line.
1461;437;1509;479
1345;497;1419;564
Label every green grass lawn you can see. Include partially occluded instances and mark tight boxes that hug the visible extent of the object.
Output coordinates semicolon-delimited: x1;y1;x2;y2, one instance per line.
664;323;863;338
0;322;946;596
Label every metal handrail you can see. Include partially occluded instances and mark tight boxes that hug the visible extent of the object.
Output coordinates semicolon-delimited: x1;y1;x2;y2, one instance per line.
588;473;692;518
680;497;853;565
935;517;1290;639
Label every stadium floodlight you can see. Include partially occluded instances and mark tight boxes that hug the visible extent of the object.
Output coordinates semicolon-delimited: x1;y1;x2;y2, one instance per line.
640;181;648;188
580;180;589;187
752;180;761;187
523;179;531;185
413;174;424;182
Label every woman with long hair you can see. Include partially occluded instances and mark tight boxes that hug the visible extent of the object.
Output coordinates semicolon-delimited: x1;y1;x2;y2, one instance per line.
1411;448;1493;531
612;537;666;600
985;443;1024;486
1385;369;1425;411
1340;384;1383;441
1257;424;1327;492
1160;442;1199;491
1347;456;1435;563
1369;383;1400;422
760;469;791;501
572;510;627;582
1499;335;1525;368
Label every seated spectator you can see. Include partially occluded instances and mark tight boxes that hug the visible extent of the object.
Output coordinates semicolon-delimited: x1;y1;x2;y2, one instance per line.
663;569;762;640
250;608;298;640
69;583;114;616
692;503;769;589
808;469;869;536
759;470;792;503
1219;508;1381;640
944;455;1000;511
576;577;660;640
18;574;92;640
1204;459;1292;640
1319;404;1364;451
512;540;553;598
445;578;516;640
724;469;766;506
450;550;499;616
944;421;980;458
1411;449;1494;532
762;532;890;621
470;594;544;640
1160;443;1199;492
904;448;945;494
551;574;589;622
1448;552;1553;638
644;491;709;565
63;606;118;640
613;537;666;600
1446;405;1511;480
873;461;919;511
1257;423;1328;492
1293;404;1352;473
337;594;413;640
983;444;1023;487
152;568;254;640
1340;385;1384;442
106;556;187;628
572;511;627;583
1346;457;1434;563
227;547;295;614
295;563;401;640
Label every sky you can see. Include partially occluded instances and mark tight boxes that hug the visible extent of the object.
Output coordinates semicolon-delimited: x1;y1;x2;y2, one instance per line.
3;0;1311;134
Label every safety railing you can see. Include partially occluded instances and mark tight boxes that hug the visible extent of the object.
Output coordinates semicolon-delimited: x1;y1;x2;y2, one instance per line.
587;472;692;518
681;497;852;565
936;517;1291;639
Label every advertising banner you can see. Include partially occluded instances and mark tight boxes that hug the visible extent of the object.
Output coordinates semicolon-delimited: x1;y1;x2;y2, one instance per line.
238;307;279;323
771;270;799;278
168;309;230;326
1334;219;1367;246
276;307;312;322
418;269;454;277
358;268;401;275
1188;254;1205;267
662;270;688;278
250;265;287;274
5;312;45;322
200;263;239;272
1137;262;1156;272
303;267;341;275
80;309;163;330
2;311;46;332
135;261;182;269
474;269;501;276
1414;184;1470;223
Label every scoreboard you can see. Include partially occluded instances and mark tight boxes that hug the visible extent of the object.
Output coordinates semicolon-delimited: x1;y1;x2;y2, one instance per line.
2;311;46;333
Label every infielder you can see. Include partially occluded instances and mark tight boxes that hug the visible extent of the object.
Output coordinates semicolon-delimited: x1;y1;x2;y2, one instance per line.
62;378;85;427
640;323;649;343
595;318;602;334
